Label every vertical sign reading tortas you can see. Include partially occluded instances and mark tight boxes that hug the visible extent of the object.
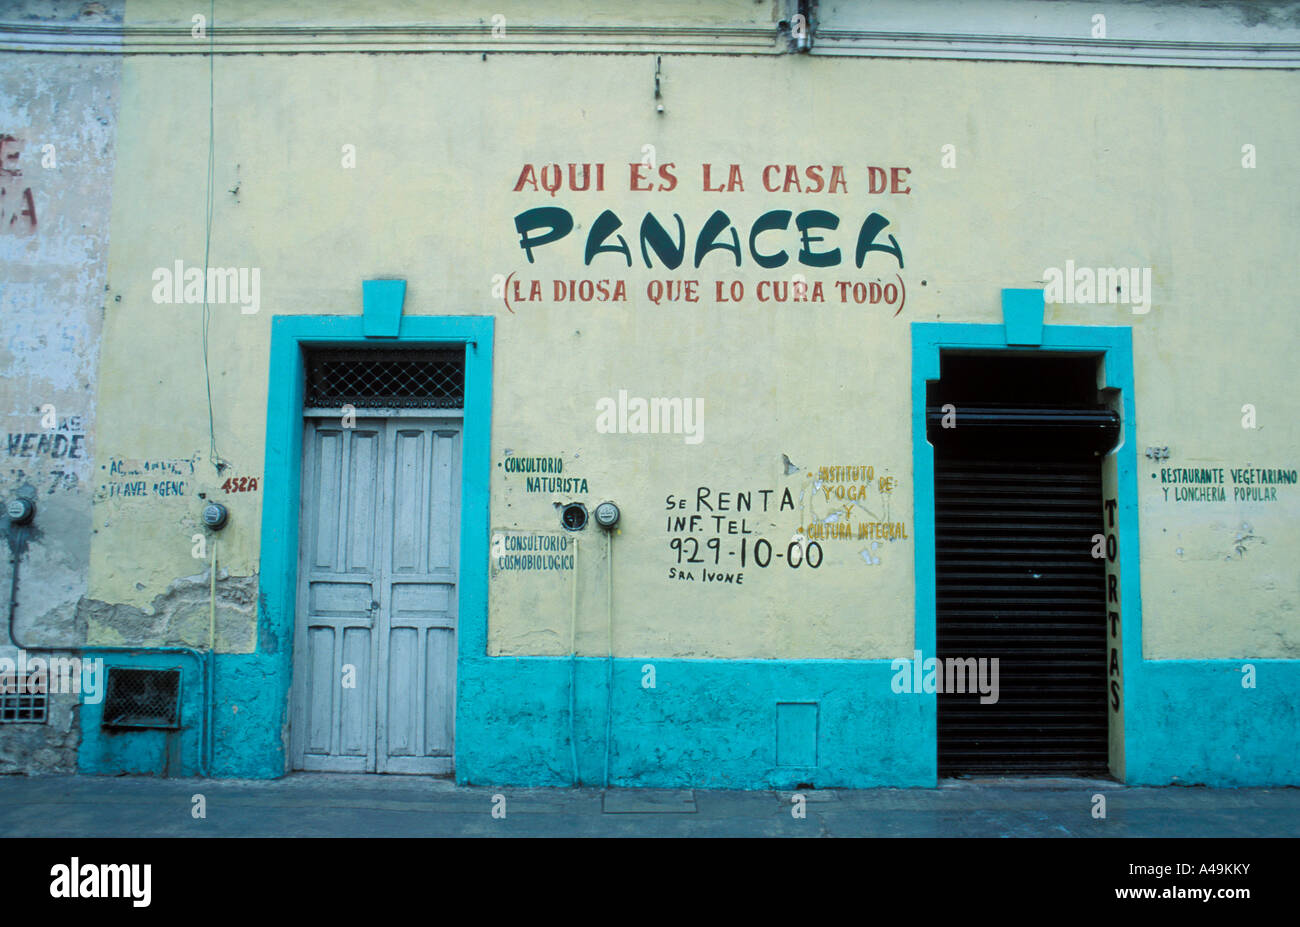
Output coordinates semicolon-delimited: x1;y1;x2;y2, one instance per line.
1104;497;1121;714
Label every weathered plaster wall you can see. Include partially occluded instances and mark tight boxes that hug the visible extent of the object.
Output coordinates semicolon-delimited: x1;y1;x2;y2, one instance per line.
94;47;1299;663
0;0;123;773
86;29;1298;784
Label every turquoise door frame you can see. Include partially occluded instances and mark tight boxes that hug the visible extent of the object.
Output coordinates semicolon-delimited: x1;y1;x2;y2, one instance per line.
911;316;1140;779
913;312;1300;786
255;314;493;777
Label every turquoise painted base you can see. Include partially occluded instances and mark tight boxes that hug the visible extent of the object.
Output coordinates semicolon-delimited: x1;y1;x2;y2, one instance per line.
1124;661;1300;786
78;650;1300;787
455;657;934;788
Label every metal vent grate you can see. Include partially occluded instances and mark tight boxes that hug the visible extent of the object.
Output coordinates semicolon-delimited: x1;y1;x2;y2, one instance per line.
102;668;181;729
0;675;47;723
305;348;464;409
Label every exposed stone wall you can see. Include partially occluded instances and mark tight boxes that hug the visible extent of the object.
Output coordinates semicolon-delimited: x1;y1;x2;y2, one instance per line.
0;0;123;774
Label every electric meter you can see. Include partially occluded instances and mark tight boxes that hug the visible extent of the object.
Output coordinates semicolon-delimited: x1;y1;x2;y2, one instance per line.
6;498;35;525
202;502;229;530
594;501;620;529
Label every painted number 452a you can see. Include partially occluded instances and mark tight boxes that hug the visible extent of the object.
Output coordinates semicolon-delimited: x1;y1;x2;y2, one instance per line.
221;476;259;493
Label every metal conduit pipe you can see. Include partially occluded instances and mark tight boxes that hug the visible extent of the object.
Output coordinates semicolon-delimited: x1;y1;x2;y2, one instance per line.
569;537;580;786
5;521;212;777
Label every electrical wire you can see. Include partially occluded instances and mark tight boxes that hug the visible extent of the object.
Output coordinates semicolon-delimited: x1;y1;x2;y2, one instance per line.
197;0;222;769
569;538;579;786
200;0;225;475
208;536;217;653
603;530;613;788
208;535;218;773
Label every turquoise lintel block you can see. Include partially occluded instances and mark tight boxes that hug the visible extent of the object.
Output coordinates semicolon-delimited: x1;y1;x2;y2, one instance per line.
1001;288;1045;345
362;279;406;337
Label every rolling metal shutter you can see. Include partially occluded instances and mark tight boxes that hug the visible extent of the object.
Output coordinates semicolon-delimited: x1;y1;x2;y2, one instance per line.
929;405;1118;777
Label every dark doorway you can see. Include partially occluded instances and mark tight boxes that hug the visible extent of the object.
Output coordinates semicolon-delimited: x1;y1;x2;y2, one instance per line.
927;352;1118;777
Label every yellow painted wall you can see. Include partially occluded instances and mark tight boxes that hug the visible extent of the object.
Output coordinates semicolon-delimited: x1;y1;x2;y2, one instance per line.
90;1;1300;660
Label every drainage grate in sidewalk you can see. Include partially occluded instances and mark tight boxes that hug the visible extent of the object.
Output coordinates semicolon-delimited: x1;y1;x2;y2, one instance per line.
601;789;697;814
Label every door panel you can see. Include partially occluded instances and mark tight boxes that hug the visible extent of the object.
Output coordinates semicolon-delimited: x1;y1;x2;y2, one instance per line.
293;417;459;774
293;421;383;771
339;626;372;755
377;424;459;773
344;430;382;573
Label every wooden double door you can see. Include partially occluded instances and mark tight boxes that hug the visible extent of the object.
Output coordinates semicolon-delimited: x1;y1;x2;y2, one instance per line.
291;416;460;773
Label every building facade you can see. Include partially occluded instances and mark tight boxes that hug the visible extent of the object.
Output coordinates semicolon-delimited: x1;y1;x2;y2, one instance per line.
1;0;1298;787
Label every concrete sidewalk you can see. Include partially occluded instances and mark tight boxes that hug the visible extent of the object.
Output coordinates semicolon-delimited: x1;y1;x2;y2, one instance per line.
0;774;1296;837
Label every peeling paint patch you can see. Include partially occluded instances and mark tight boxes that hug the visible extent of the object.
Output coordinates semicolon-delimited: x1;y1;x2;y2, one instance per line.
80;572;259;652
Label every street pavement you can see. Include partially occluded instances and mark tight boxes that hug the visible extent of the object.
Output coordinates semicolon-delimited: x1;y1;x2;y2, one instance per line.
0;773;1296;837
